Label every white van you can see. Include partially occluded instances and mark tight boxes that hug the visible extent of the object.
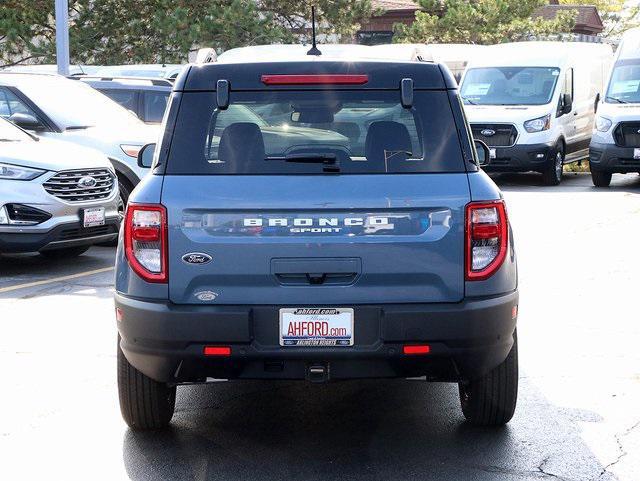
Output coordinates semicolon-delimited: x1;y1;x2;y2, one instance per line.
589;28;640;186
460;41;613;185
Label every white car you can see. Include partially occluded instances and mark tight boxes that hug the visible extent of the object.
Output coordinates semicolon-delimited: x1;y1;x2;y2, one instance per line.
460;41;613;185
0;117;120;257
0;72;159;204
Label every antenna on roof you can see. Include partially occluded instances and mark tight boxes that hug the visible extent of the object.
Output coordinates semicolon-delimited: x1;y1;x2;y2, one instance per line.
307;6;322;56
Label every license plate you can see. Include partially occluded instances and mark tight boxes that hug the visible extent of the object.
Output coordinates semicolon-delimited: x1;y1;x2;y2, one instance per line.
83;207;105;228
634;148;640;160
279;308;354;347
489;148;497;159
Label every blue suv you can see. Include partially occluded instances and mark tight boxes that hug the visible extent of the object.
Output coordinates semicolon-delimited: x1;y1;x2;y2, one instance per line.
114;59;519;429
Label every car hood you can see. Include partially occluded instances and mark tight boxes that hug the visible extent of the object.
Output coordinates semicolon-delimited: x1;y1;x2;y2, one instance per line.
464;104;553;124
597;102;640;122
64;122;160;145
0;137;112;172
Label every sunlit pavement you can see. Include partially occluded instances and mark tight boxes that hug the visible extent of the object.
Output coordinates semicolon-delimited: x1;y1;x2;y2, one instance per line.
1;172;639;480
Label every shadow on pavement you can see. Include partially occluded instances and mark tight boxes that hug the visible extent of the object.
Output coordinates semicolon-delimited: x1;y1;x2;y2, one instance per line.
122;378;613;481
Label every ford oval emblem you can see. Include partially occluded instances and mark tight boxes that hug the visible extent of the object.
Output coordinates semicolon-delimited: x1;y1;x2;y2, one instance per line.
182;253;212;265
480;129;496;137
78;176;97;188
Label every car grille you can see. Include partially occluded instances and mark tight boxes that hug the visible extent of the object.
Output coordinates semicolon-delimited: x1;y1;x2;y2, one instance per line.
613;122;640;147
43;168;115;203
471;124;518;147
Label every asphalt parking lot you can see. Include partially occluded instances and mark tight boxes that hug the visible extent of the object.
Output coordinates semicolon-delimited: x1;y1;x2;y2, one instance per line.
1;172;639;481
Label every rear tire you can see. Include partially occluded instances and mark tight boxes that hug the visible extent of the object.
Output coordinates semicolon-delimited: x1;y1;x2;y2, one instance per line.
591;170;612;187
459;331;518;426
542;147;564;186
117;336;176;430
40;246;90;259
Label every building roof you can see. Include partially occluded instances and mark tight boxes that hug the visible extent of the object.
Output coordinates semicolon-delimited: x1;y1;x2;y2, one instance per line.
371;0;419;12
533;5;604;34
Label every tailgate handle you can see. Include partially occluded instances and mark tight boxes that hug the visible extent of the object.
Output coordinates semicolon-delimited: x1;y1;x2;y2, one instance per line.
272;258;361;286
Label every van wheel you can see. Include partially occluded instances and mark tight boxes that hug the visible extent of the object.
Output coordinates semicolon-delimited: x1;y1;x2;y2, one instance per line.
542;147;564;186
40;246;90;259
591;170;612;187
458;331;518;426
117;336;176;430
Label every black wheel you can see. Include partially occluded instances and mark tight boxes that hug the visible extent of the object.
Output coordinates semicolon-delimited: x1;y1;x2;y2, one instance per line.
40;245;90;259
117;336;175;430
541;146;564;186
459;331;518;426
591;170;612;187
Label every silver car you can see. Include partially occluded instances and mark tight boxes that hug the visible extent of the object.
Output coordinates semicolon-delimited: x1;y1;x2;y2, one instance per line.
0;118;120;257
0;72;159;204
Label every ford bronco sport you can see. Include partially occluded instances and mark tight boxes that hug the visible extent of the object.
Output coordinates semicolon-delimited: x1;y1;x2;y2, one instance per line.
115;59;519;430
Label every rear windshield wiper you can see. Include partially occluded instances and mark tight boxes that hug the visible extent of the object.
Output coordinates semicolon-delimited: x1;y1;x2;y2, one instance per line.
606;96;627;104
268;153;341;172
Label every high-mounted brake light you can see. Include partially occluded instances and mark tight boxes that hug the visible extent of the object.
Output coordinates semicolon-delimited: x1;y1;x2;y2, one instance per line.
124;204;168;283
403;344;431;355
465;200;508;281
261;74;369;85
204;346;231;357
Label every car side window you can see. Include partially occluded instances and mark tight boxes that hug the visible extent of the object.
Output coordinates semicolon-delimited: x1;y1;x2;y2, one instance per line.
143;91;170;123
562;68;574;100
0;87;38;118
99;89;139;116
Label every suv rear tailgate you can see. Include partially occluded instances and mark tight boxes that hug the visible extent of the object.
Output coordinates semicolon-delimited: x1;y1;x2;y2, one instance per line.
163;173;470;305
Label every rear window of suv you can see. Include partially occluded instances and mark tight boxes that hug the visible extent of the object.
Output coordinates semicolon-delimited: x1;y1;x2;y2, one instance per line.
165;90;465;174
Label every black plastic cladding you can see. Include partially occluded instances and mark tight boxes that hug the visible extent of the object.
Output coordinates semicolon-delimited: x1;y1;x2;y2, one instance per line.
172;61;458;92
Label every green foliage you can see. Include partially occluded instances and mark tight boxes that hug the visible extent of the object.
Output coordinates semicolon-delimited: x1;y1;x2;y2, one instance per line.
0;0;373;66
393;0;577;45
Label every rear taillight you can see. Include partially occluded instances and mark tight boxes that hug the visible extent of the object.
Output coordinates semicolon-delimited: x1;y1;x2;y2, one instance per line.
124;204;168;283
465;200;508;281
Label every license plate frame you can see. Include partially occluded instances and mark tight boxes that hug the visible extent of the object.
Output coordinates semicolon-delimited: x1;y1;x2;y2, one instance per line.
82;207;105;228
279;308;354;347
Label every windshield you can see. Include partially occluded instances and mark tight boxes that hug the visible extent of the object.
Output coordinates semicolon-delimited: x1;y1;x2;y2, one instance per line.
165;90;465;174
0;117;32;142
605;60;640;103
16;77;142;129
461;67;561;105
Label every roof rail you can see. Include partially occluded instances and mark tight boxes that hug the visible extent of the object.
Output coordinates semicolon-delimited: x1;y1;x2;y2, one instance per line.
68;75;174;86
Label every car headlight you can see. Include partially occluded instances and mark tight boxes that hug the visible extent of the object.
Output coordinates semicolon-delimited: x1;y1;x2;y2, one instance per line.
0;162;45;180
523;114;551;133
595;116;612;132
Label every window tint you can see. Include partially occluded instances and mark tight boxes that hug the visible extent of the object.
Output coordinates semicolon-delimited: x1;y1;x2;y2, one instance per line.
143;91;170;123
166;90;464;174
100;89;138;114
0;88;38;118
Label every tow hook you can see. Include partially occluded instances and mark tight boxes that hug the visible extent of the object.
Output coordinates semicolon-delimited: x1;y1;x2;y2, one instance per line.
307;363;329;383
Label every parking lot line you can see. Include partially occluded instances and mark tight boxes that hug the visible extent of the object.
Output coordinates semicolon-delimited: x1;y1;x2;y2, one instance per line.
0;267;114;294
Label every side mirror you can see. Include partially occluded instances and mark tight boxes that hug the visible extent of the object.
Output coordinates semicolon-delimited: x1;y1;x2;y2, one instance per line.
137;143;156;168
562;93;573;115
474;139;491;166
9;112;44;131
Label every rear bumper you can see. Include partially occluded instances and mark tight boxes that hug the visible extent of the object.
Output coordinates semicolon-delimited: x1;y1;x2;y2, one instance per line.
589;142;640;173
0;219;119;253
482;142;555;173
115;291;519;384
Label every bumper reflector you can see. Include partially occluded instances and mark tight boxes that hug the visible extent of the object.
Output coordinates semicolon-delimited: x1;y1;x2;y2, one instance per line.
403;344;431;355
204;346;231;357
115;308;124;322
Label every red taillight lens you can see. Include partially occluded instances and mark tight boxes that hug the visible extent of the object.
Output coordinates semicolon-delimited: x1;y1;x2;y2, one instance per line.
261;74;369;85
204;346;231;357
465;200;508;281
124;204;168;283
403;344;431;355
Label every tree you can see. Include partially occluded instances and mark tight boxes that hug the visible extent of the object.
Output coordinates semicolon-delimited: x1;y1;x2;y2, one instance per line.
0;0;373;67
393;0;577;45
